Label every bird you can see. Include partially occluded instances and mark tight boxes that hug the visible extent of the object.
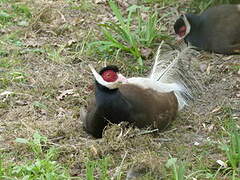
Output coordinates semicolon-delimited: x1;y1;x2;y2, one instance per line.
174;4;240;54
81;42;198;138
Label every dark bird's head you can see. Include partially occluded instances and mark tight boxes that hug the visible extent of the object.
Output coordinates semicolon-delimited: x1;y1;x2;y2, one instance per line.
174;14;192;41
89;65;128;90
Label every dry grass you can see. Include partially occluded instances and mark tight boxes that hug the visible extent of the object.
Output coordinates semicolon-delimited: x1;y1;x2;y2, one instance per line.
0;0;239;179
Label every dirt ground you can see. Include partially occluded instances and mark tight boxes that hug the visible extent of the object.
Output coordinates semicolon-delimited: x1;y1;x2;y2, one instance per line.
0;0;239;179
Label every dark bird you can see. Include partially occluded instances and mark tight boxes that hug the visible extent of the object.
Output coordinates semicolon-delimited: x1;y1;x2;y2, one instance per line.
81;43;196;138
174;4;240;54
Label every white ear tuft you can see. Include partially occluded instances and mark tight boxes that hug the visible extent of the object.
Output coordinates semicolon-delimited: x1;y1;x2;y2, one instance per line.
182;15;191;37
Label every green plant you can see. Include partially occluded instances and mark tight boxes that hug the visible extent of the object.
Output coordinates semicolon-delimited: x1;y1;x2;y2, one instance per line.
46;46;66;63
16;132;48;158
165;157;186;180
12;4;32;18
85;157;110;180
11;132;71;179
90;0;167;66
190;0;239;13
10;71;27;83
142;0;176;5
0;10;13;25
220;130;240;179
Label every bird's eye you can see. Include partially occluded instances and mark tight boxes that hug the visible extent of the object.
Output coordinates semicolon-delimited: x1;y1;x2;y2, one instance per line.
102;70;118;82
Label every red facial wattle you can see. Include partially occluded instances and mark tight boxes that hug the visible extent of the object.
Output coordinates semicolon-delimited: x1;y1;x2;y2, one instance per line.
101;70;118;82
178;26;186;37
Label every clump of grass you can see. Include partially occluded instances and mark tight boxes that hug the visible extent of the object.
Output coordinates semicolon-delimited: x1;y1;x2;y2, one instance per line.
165;157;186;180
85;157;111;180
220;128;240;179
68;0;94;12
0;2;31;28
0;10;13;26
190;0;239;13
142;0;177;6
12;4;32;18
0;132;71;179
90;0;168;66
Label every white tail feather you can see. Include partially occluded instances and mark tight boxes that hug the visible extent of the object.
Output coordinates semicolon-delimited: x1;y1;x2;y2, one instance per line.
128;41;200;110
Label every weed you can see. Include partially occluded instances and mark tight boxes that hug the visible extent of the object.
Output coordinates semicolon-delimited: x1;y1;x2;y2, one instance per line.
0;132;72;179
85;157;111;180
220;128;240;179
165;157;186;180
90;0;167;66
0;70;27;89
16;132;48;158
0;1;31;28
46;46;66;63
0;10;13;26
68;0;94;12
0;0;10;3
0;58;11;68
142;0;177;5
10;71;27;83
0;49;8;57
32;101;48;110
190;0;239;13
12;4;32;18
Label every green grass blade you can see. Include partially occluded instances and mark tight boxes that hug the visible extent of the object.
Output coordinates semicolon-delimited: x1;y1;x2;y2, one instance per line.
99;23;131;43
108;0;125;27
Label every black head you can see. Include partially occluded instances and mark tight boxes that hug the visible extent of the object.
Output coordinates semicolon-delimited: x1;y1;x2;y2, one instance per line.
99;65;119;75
174;15;185;35
174;15;191;40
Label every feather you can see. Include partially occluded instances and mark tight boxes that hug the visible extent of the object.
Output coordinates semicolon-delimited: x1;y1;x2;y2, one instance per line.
127;41;200;110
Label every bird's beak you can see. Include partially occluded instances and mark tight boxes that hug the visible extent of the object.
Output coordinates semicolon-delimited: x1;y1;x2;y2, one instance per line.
117;73;128;83
176;36;183;41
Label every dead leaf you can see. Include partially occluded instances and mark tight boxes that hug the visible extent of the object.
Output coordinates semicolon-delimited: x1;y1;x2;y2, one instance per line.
15;100;28;106
0;91;13;97
199;63;207;72
202;123;206;129
216;160;227;168
90;145;98;156
67;39;77;46
94;0;107;4
206;64;211;75
222;56;233;60
56;89;74;101
140;48;152;58
208;124;214;132
194;142;200;146
210;106;221;113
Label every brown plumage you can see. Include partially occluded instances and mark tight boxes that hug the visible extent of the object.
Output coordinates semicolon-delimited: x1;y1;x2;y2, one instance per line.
84;84;178;138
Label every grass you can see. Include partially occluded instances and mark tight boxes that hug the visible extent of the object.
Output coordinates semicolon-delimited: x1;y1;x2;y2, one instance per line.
190;0;240;13
165;157;186;180
90;0;168;66
85;157;111;180
142;0;177;5
0;0;239;179
0;1;32;28
0;132;71;179
220;126;240;179
0;10;13;26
